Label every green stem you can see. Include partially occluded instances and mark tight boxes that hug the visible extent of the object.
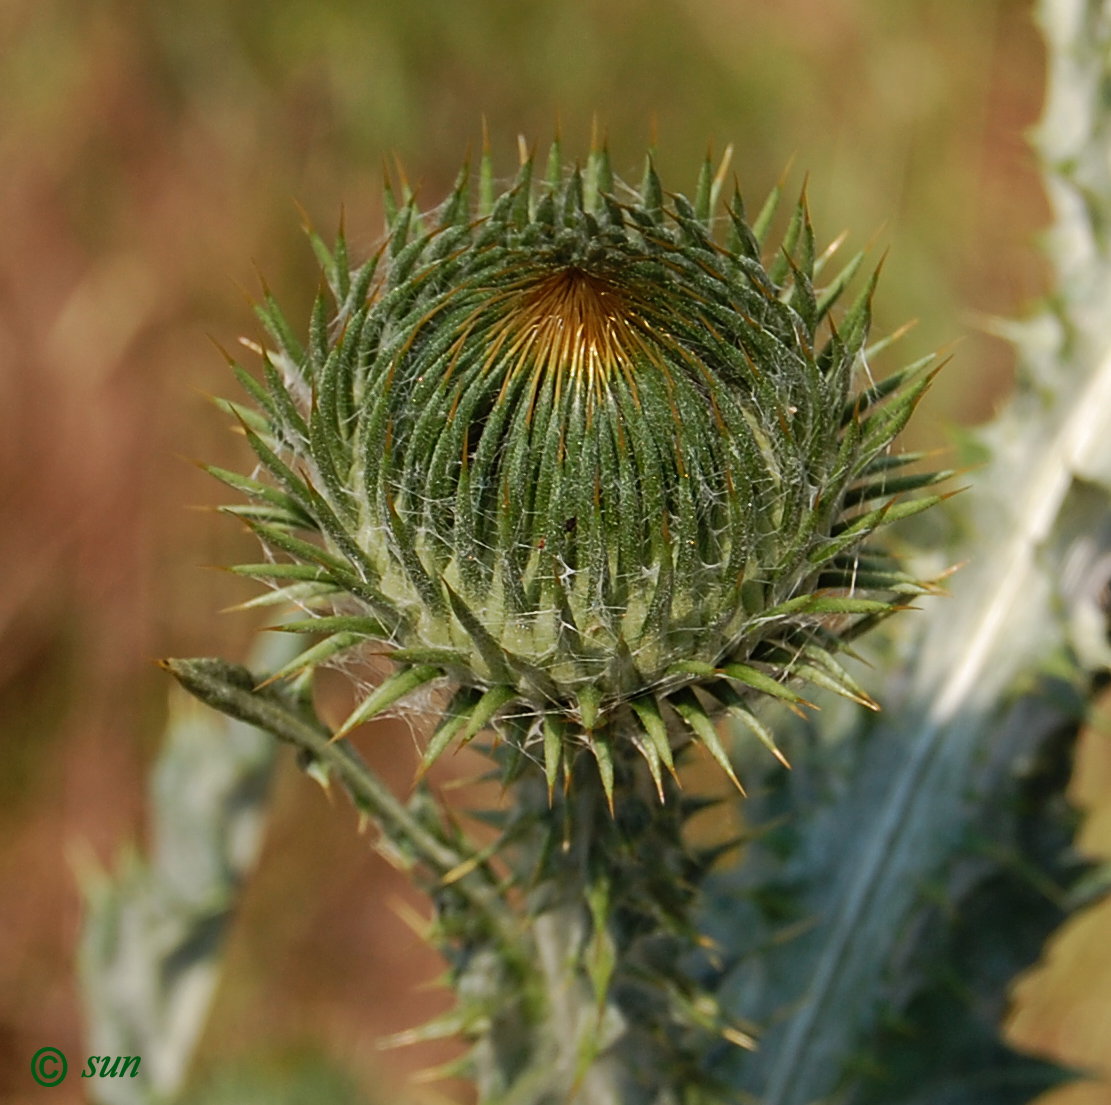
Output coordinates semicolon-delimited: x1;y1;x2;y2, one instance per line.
160;657;519;949
165;659;733;1103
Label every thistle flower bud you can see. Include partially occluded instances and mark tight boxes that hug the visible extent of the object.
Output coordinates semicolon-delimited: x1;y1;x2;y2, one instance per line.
214;137;944;801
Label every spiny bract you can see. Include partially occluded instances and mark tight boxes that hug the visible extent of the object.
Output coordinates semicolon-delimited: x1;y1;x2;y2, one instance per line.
213;135;945;803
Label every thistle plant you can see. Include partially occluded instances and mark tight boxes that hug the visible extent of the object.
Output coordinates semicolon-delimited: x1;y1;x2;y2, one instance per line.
161;130;949;1105
78;3;1111;1101
201;136;943;791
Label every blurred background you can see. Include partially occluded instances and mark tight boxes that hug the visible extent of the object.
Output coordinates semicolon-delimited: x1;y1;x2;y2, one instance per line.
1;0;1108;1102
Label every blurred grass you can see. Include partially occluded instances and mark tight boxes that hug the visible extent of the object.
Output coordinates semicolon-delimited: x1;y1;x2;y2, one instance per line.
0;2;1097;1103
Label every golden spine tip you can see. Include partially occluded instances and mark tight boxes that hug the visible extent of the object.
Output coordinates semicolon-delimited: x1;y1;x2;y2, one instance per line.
489;267;642;411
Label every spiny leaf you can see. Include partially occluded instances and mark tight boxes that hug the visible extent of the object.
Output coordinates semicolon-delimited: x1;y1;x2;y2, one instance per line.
809;494;946;564
839;260;882;357
441;833;506;886
666;660;717;680
860;449;935;477
590;731;616;815
545;128;562;192
382;159;399;229
262;631;367;685
640;156;663;221
334;665;442;740
543;714;564;802
719;662;812;708
205;463;311;516
760;594;895;620
709;143;734;218
277;616;388;636
389;647;470;666
577;684;603;730
844;469;955;508
693;149;713;226
793;649;878;711
378;1010;472;1050
479;119;494;217
416;687;482;781
707;681;791;768
444;583;514;684
768;179;808;286
843;353;938;424
241;519;348;573
462;685;519;742
222;579;339;612
632;727;666;803
260;354;311;441
752;165;788;246
231;562;332;582
212;395;269;433
584;878;617;1004
726;184;761;261
670;688;745;794
219;502;308;529
254;290;308;379
631;695;678;782
816;249;865;320
231;361;278;421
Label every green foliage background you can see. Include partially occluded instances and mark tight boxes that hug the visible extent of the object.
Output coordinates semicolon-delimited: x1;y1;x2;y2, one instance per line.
2;2;1106;1103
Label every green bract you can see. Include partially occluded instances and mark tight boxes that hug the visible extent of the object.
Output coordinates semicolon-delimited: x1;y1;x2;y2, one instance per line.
214;137;944;802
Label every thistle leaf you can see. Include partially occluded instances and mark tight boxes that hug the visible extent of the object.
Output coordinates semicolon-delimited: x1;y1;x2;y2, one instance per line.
577;684;603;731
670;688;745;794
334;665;441;740
462;685;519;742
589;730;616;815
543;714;564;802
278;616;388;636
261;631;366;685
631;728;666;803
631;695;678;781
816;249;865;321
416;687;483;781
719;662;811;708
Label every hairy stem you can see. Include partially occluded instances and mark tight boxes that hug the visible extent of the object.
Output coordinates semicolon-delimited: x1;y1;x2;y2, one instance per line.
165;654;733;1103
160;658;519;949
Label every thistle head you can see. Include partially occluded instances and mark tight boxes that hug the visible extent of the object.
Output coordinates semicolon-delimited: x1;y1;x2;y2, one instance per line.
215;135;945;800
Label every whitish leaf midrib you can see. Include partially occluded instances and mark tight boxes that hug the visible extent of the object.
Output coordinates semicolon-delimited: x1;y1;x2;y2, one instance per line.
762;340;1111;1105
